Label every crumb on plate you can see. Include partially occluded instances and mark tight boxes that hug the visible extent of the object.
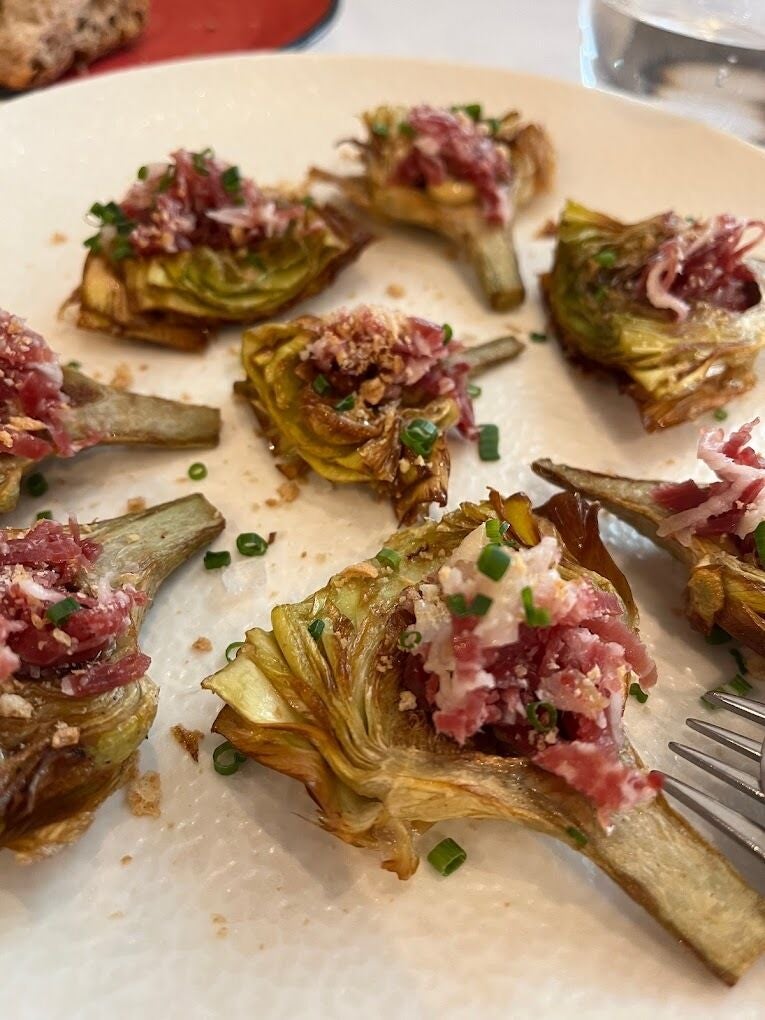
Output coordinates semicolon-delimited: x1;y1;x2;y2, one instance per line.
171;723;204;763
126;769;161;818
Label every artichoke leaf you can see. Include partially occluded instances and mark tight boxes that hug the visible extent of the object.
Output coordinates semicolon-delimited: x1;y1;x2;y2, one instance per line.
533;458;765;655
204;492;765;983
1;493;225;858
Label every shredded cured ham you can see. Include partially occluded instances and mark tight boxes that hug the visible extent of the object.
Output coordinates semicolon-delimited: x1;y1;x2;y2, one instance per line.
654;419;765;545
0;310;96;462
640;214;763;322
404;527;660;824
0;519;149;694
304;305;477;437
389;106;513;226
113;148;308;257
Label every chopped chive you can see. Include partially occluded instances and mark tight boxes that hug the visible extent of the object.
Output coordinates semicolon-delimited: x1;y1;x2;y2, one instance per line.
221;165;242;195
111;236;134;261
25;472;48;498
204;550;231;570
486;117;501;135
593;285;608;304
312;374;331;395
565;826;588;848
427;837;466;876
137;165;149;180
754;521;765;568
485;518;508;543
705;625;731;645
529;331;548;343
593;248;617;268
46;596;81;626
35;509;53;520
191;148;214;175
212;741;247;776
398;629;422;650
308;618;325;640
398;121;415;138
400;418;439;459
730;673;753;696
526;700;558;733
246;252;267;271
371;122;389;137
469;594;492;616
237;532;268;557
188;462;207;480
66;359;82;369
334;393;356;412
442;323;453;344
225;641;244;662
301;195;316;208
375;547;401;570
445;593;492;617
730;647;748;675
467;382;481;398
629;681;649;704
477;543;510;581
157;166;175;191
453;103;482;121
713;408;728;422
83;234;101;252
445;594;468;616
478;423;500;462
521;586;550;627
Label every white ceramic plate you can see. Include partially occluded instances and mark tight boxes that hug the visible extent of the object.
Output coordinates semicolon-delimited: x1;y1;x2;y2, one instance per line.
0;54;763;1020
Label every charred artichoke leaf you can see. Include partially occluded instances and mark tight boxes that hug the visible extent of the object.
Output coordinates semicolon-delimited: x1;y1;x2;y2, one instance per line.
543;201;765;430
0;368;221;515
69;205;371;350
311;106;554;311
0;494;225;858
533;458;765;656
204;492;764;983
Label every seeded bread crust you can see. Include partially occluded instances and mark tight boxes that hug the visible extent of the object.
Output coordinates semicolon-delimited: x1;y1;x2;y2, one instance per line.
0;0;148;90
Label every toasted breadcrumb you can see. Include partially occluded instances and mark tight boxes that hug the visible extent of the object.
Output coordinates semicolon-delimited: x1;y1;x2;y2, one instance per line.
126;770;161;818
171;724;204;763
110;363;134;390
535;218;558;239
51;723;80;748
108;911;124;920
191;636;213;653
121;854;133;866
278;480;300;503
0;692;33;718
126;497;146;512
50;231;68;245
386;283;406;298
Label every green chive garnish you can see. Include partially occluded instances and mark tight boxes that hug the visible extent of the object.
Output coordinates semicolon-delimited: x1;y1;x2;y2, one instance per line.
301;195;316;208
375;548;401;570
225;641;245;662
754;521;765;568
486;117;501;135
247;252;267;271
398;629;422;650
427;837;466;876
157;166;174;192
137;165;149;180
593;249;617;268
566;826;588;848
705;625;731;645
111;236;134;261
308;618;325;640
398;121;415;138
312;374;330;395
188;462;207;480
526;700;558;733
445;593;492;617
452;103;482;121
478;423;500;462
521;586;550;627
730;673;753;696
467;383;481;398
83;234;101;252
730;648;748;675
46;596;81;626
442;323;453;344
213;741;247;776
529;331;548;343
477;543;510;581
401;418;439;459
35;510;53;521
221;165;242;195
371;122;389;137
192;148;214;175
485;518;507;543
25;472;48;498
237;532;268;557
66;359;82;369
334;393;356;412
204;550;231;570
629;682;649;704
713;408;728;422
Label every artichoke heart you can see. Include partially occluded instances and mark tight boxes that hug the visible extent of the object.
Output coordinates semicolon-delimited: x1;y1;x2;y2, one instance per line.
237;305;522;522
543;201;765;430
204;490;765;984
0;494;224;860
311;104;554;310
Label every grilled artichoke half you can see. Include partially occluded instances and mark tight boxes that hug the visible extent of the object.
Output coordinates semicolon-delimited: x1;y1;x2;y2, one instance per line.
311;105;554;310
534;457;765;657
203;491;765;984
0;365;221;514
543;201;765;430
1;494;224;860
236;311;522;523
69;203;372;352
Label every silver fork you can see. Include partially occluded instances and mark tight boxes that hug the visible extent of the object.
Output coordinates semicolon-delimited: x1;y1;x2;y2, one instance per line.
662;691;765;863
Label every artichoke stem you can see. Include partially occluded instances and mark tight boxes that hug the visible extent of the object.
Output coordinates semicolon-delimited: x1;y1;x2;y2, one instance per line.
460;334;524;376
466;225;525;311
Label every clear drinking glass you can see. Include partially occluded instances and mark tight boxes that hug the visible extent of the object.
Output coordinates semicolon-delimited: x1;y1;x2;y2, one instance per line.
580;0;765;143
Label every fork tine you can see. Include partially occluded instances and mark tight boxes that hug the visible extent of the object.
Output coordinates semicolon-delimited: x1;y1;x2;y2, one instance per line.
669;740;765;805
661;774;765;863
704;691;765;726
686;717;763;763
